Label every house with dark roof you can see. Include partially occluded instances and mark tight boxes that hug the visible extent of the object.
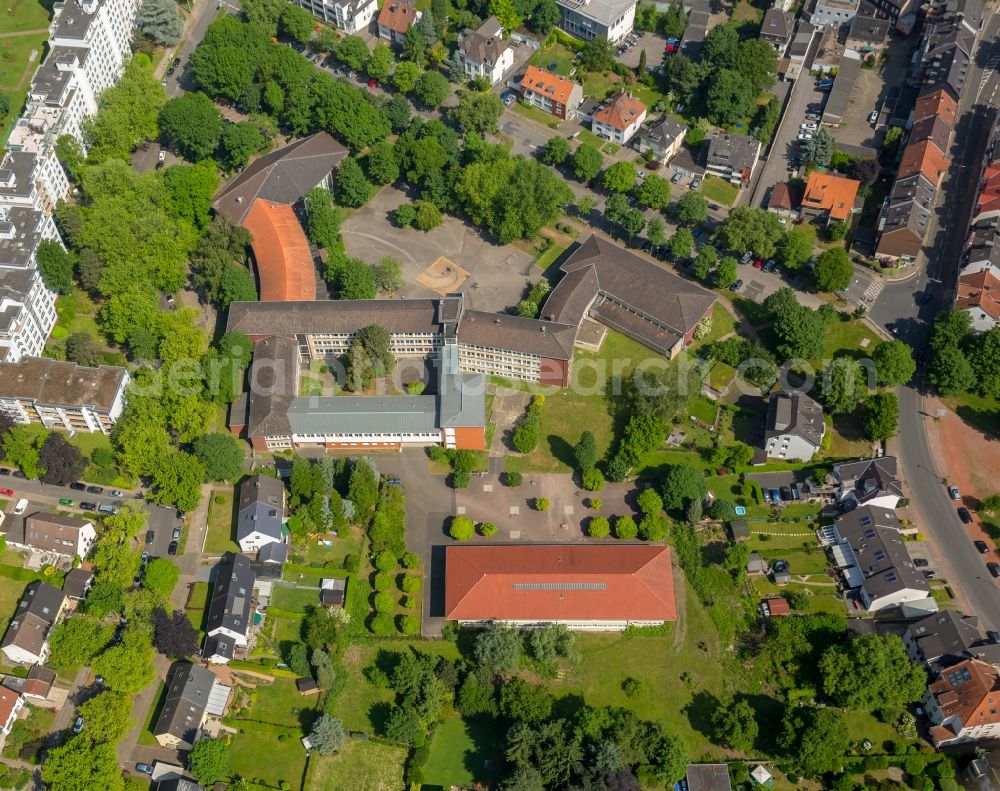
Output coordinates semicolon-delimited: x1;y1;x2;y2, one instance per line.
377;0;420;44
956;269;1000;331
924;659;1000;746
763;392;825;461
445;544;675;629
456;17;513;85
320;578;346;607
2;664;57;702
760;8;795;52
636;115;688;165
686;764;733;791
904;611;984;668
0;582;66;665
705;131;761;186
6;512;96;559
834;457;903;509
202;554;256;664
154;662;218;749
236;474;286;553
591;93;647;146
876;173;937;263
963;217;1000;280
846;13;891;52
157;780;205;791
767;182;801;220
62;568;93;600
831;506;929;611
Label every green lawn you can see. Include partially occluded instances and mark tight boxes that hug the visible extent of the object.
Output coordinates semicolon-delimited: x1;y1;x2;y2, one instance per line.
700;175;740;207
583;71;618;101
535;241;568;271
691;303;737;351
423;715;503;788
732;0;763;23
271;585;321;613
300;376;323;396
706;361;736;392
689;395;718;425
575;129;605;149
816;314;882;366
204;488;239;554
136;681;166;747
247;677;317;728
0;579;25;635
825;411;874;460
944;391;1000;439
528;42;577;77
305;738;408;791
230;729;308;790
512;100;561;129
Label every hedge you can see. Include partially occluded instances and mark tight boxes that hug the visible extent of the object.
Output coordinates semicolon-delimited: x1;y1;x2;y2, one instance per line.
227;660;299;678
282;563;347;578
264;607;306;621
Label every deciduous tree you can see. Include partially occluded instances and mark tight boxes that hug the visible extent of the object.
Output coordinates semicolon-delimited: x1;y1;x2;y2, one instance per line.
38;433;86;485
189;737;231;785
813;247;852;292
572;143;603;182
873;340;916;386
864;392;899;442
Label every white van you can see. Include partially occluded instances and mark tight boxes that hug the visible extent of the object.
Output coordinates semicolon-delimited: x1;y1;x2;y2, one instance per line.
13;498;28;515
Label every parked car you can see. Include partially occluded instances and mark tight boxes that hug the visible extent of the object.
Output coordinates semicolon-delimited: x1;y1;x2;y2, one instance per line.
989;562;1000;578
110;489;124;497
73;717;84;734
87;485;103;494
501;92;515;106
740;251;753;264
958;507;974;524
948;485;961;500
70;481;86;491
59;498;75;506
975;540;990;554
79;502;98;511
800;122;817;131
797;132;813;141
172;527;182;541
0;469;8;475
168;541;178;556
806;113;821;122
914;558;929;568
868;110;879;124
690;178;701;190
728;278;743;292
763;259;777;272
0;488;12;497
753;258;764;269
922;570;936;580
989;630;1000;644
670;172;683;183
145;530;155;545
135;764;154;776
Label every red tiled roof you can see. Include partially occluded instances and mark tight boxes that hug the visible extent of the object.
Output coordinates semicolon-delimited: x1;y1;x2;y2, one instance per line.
242;199;316;302
378;0;419;34
896;139;949;183
592;93;647;131
975;164;1000;218
914;88;958;129
521;65;576;106
765;597;790;615
768;182;796;211
802;171;861;221
0;687;19;725
927;659;1000;746
957;269;1000;322
445;544;676;623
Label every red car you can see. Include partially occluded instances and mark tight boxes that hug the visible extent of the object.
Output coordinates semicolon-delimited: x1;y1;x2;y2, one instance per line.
0;488;13;497
367;79;376;88
753;258;764;269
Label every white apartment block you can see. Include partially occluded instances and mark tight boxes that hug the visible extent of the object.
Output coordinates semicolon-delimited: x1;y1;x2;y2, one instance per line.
50;0;139;99
0;271;57;364
555;0;636;42
291;0;378;33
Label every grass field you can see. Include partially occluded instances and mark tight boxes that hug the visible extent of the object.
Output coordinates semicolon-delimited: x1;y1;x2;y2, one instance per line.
230;727;309;789
205;489;239;554
0;0;50;141
575;129;605;149
945;391;1000;439
583;71;618;101
691;303;737;351
423;715;502;788
816;314;882;366
512;100;561;128
271;585;321;613
136;681;166;746
248;677;316;728
305;738;408;791
700;176;740;207
0;578;25;634
528;41;577;77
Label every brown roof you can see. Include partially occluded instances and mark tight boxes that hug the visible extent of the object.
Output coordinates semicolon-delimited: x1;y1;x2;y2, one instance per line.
227;299;442;337
456;310;576;361
458;16;509;67
2;612;49;659
213;132;348;225
246;336;298;438
896;139;949;183
801;172;861;222
928;659;1000;746
521;65;577;106
22;664;55;697
765;597;790;615
592;93;647;131
242;199;316;302
378;0;419;33
445;544;676;623
909;114;952;153
21;513;92;555
0;687;20;724
768;182;798;211
956;269;1000;322
0;357;126;411
914;87;958;128
62;568;93;599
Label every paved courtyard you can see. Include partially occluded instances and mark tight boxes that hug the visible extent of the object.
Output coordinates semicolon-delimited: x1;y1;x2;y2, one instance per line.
340;185;536;312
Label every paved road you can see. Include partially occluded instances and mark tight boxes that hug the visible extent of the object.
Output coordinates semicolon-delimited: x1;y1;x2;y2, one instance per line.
871;13;1000;629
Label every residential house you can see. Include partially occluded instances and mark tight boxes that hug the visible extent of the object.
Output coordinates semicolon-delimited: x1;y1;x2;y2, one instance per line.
834;457;903;509
962;217;1000;280
686;764;733;791
61;568;93;600
876;173;937;263
320;578;346;607
636;115;688;164
202;553;256;664
154;662;217;749
49;0;140;99
705;131;761;186
811;0;858;29
956;269;1000;330
377;0;419;44
0;356;129;434
519;65;583;121
554;0;636;43
236;474;286;553
904;610;984;668
914;86;959;129
831;506;930;611
897;138;950;185
846;13;891;54
800;171;862;225
782;19;816;80
862;0;917;31
445;544;676;629
763;597;790;616
925;659;1000;746
909;0;982;99
6;513;96;559
760;8;795;51
767;182;801;220
812;27;846;73
0;582;66;665
290;0;377;33
0;687;24;738
591;93;647;146
1;664;57;702
456;17;513;85
821;49;862;125
157;781;206;791
747;553;766;575
763;391;825;462
0;220;57;363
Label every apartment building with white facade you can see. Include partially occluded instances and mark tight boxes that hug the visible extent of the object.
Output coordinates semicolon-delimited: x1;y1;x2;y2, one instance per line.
926;659;1000;747
50;0;139;99
291;0;377;33
555;0;636;42
456;17;513;85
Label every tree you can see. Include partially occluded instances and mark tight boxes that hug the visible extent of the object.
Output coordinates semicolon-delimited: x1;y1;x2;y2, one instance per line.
84;59;165;161
660;464;706;511
189;738;231;785
365;42;395;82
712;698;758;753
850;156;880;187
403;24;429;64
580;36;614;72
541;136;571;165
969;326;1000;397
78;691;133;743
367;141;399;186
864;392;899;442
48;615;114;667
813;247;853;292
309;715;347;754
151;607;199;657
820;358;865;415
873;340;916;386
572;143;603;182
384;706;425;745
218;121;264;171
636;174;671;209
4;425;45;479
589;516;610;537
373;256;404;293
41;738;125;791
704;22;739;67
574;431;598;472
92;630;155;694
335;35;370;71
474;622;522;676
692;243;716;281
415;200;443;231
512;412;541;453
393;61;422;94
336;157;374;208
143;559;181;598
668;228;694;260
158;92;224;162
805;128;834;167
706;69;757;126
602;160;637;193
780;707;848;777
279;3;314;44
334;257;377;299
414;71;450;108
714;256;739;288
820;633;926;712
38;433;86;485
764;288;832;360
675;191;708;226
450;515;475;541
733;38;778;93
647;217;667;248
501;677;555;724
36;240;74;293
776;229;813;269
614;514;638;539
137;0;184;44
450;91;505;134
192;433;244;482
717;207;784;258
930;309;973;352
489;0;522;33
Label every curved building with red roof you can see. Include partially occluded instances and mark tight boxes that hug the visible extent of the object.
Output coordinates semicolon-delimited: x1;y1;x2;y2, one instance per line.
242;199;316;302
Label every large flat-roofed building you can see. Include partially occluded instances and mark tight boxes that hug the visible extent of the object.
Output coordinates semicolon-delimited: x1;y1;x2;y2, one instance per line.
0;357;128;433
445;544;675;629
555;0;636;42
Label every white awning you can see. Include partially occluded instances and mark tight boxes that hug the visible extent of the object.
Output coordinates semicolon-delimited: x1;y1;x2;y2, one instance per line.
206;681;231;716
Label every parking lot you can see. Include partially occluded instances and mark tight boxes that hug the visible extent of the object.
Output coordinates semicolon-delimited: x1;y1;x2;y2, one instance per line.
616;31;668;71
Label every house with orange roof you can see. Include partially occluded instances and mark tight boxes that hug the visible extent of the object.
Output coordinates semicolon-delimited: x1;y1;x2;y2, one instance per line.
914;87;958;128
972;163;1000;223
800;171;861;225
896;138;949;185
956;269;1000;331
591;93;647;145
0;687;23;738
377;0;420;44
924;659;1000;747
518;65;583;121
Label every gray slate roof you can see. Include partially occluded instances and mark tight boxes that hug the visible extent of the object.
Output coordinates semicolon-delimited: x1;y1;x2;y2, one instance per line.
237;474;285;544
765;391;825;448
154;662;216;745
205;553;255;639
837;456;904;503
458;16;509;67
908;610;982;665
836;506;928;601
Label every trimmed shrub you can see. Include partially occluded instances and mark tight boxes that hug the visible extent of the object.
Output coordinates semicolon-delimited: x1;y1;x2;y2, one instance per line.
449;515;475;541
614;515;638;540
478;522;497;537
589;516;610;538
373;592;395;613
504;471;523;487
373;571;393;591
582;468;605;491
401;551;419;569
401;574;422;594
534;498;549;512
370;613;395;635
398;614;420;634
343;554;360;572
374;550;396;571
